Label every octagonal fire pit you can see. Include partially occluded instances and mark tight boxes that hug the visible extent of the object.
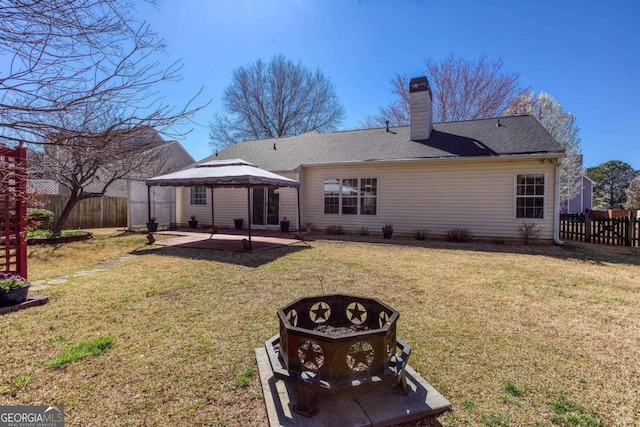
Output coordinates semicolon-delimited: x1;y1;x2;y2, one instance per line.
265;294;411;417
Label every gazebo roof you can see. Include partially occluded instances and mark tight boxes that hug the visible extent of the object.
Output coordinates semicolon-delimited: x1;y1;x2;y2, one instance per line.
145;159;300;188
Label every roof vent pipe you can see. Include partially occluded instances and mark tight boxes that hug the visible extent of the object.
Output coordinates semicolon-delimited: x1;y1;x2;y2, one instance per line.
385;120;390;132
496;119;502;127
273;143;277;150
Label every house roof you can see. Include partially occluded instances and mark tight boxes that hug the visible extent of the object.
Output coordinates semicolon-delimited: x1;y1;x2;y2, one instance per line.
145;159;300;188
200;115;564;172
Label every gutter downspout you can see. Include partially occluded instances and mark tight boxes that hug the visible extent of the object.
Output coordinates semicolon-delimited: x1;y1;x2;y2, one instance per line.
554;161;564;245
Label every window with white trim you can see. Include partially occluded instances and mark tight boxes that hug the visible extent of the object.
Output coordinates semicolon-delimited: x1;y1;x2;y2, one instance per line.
324;178;377;215
516;174;545;218
190;186;206;205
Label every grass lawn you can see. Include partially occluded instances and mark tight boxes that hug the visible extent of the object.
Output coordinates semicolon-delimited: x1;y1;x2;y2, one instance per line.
1;228;639;426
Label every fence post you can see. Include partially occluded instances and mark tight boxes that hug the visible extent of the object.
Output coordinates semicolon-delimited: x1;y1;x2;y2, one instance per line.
585;210;591;243
100;196;104;228
624;216;631;246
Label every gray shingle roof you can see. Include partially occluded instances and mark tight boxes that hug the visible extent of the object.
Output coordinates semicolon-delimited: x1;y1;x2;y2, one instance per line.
200;115;564;172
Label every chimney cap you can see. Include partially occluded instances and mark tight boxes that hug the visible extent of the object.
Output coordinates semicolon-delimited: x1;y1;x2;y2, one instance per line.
409;76;431;93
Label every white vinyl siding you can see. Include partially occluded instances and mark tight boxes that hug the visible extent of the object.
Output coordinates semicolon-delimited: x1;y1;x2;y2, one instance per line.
175;160;559;239
300;159;558;239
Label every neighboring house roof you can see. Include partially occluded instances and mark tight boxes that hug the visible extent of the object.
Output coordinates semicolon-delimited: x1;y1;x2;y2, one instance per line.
201;115;564;172
126;139;196;180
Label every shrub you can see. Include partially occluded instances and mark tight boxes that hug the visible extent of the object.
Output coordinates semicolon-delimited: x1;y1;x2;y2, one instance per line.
325;225;345;235
412;229;428;240
382;224;393;239
359;227;370;236
519;222;540;245
445;228;473;242
26;208;54;231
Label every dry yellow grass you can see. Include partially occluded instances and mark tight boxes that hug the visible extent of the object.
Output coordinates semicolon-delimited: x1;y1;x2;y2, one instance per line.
1;230;639;426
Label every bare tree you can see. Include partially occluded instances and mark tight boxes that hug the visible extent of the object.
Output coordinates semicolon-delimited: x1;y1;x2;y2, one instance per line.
362;54;524;127
0;0;203;147
624;177;640;210
361;75;411;128
506;91;583;210
30;101;182;235
209;54;345;149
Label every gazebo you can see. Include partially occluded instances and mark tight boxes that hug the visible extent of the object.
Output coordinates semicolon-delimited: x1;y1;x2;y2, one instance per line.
145;159;301;249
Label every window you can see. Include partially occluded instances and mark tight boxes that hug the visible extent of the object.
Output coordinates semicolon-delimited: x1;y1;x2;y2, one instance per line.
341;178;358;214
360;178;377;215
516;174;544;218
324;179;340;214
190;186;206;205
324;178;377;215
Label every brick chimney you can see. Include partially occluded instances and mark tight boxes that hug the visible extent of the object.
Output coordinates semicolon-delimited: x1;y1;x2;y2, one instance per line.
409;76;433;141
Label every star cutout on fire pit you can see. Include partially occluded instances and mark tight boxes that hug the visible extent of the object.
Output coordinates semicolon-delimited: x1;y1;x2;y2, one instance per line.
346;302;368;325
286;309;298;326
298;339;325;370
379;311;390;328
309;301;331;323
346;341;374;372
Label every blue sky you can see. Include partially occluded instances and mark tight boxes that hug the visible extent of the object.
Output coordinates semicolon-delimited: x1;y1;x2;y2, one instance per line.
142;0;640;170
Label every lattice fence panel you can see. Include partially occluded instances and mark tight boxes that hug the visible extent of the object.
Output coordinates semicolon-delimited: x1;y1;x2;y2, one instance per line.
28;179;58;195
0;145;27;278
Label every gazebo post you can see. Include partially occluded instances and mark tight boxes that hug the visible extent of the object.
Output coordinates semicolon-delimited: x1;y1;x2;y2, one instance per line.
211;185;216;228
246;187;252;249
147;185;152;222
297;187;301;232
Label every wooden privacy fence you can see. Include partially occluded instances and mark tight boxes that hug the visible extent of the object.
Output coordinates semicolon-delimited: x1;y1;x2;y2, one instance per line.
32;195;128;229
560;212;639;247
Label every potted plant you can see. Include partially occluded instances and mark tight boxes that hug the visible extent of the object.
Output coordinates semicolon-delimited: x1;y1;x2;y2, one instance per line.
0;273;30;307
382;224;394;239
233;218;244;229
188;215;198;228
146;216;158;232
280;216;290;232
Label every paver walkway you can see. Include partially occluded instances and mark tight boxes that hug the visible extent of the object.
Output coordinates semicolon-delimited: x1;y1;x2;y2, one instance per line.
29;254;138;291
29;229;305;290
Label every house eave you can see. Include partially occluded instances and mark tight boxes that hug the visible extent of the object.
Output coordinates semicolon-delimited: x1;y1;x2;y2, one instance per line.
295;151;566;170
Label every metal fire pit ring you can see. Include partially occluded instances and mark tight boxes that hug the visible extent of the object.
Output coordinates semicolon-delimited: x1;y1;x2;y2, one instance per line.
264;294;411;417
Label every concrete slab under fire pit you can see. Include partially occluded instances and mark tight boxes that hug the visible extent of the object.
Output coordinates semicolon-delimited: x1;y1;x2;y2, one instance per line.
255;347;452;426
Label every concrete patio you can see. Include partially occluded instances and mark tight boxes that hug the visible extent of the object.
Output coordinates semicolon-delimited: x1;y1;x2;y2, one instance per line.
153;228;306;252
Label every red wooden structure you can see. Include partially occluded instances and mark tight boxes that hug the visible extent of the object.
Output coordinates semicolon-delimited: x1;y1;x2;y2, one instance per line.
0;145;28;278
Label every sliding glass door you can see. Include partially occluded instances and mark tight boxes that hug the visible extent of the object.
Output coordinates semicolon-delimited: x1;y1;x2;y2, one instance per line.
252;187;279;226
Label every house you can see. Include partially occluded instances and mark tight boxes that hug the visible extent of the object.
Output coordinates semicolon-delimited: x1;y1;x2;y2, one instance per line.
564;175;594;214
175;76;565;241
27;128;194;230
